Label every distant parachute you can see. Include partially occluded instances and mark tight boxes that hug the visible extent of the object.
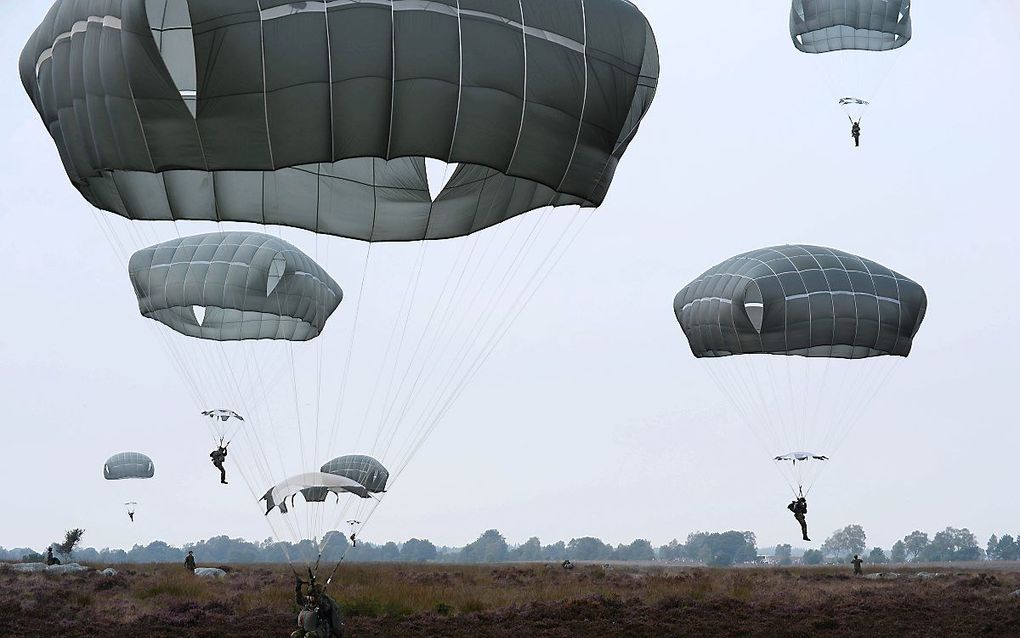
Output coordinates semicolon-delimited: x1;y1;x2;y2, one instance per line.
129;233;342;342
103;452;155;480
790;0;912;122
675;245;927;493
321;455;389;494
774;452;829;463
790;0;911;53
104;452;154;521
202;410;244;423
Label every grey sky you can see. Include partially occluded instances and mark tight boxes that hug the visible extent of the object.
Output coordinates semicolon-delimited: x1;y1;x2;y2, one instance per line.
1;1;1017;554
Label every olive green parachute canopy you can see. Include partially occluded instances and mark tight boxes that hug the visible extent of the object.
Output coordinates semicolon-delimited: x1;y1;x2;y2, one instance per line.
21;0;659;242
674;245;927;359
129;232;342;341
321;455;389;493
103;452;155;480
790;0;911;54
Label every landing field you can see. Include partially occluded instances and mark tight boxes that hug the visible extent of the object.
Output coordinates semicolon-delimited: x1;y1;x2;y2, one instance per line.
2;563;1019;637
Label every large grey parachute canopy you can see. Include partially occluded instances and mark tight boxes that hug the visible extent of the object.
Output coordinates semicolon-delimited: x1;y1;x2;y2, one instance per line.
104;452;155;480
129;232;342;341
791;0;911;53
261;472;371;515
321;455;389;494
21;0;659;242
674;245;927;359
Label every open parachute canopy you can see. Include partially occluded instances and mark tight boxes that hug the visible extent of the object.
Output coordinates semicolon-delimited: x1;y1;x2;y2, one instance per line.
321;455;390;494
261;472;374;515
129;232;342;342
202;409;244;423
774;452;829;463
790;0;911;54
675;245;927;494
673;245;927;360
103;452;155;480
20;0;659;242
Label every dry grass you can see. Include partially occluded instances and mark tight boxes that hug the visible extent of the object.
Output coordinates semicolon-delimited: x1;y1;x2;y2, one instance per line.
2;562;1019;637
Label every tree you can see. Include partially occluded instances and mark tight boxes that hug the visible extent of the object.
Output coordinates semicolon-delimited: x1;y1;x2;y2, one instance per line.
542;541;567;561
55;528;85;561
902;531;929;562
509;537;543;562
614;539;655;562
802;549;824;565
774;544;793;566
890;541;906;563
821;525;867;560
567;537;614;562
987;535;1000;560
400;538;437;562
987;534;1019;561
462;530;509;563
868;547;887;564
920;527;982;562
379;541;401;562
684;531;758;566
320;531;349;562
658;539;684;561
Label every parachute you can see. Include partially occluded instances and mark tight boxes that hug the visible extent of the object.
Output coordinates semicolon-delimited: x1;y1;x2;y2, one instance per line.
674;245;926;493
129;232;343;341
21;0;659;242
202;410;245;444
790;0;911;54
261;472;373;515
202;410;244;423
104;453;154;520
321;455;389;494
103;452;155;480
23;0;659;581
790;0;912;122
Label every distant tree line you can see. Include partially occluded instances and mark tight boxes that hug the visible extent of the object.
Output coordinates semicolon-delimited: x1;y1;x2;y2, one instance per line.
1;525;1014;565
798;525;989;565
0;528;753;566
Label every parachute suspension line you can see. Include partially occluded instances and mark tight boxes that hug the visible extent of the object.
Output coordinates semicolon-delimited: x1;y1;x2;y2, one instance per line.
705;361;800;496
370;228;500;458
743;356;797;456
89;211;215;410
829;357;902;456
730;356;794;455
380;203;558;465
372;215;522;458
324;240;375;457
352;237;432;454
380;210;556;470
391;207;592;482
397;207;590;475
703;363;777;458
811;359;902;492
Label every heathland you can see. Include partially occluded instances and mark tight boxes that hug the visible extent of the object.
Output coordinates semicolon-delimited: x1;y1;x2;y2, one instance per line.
3;562;1020;637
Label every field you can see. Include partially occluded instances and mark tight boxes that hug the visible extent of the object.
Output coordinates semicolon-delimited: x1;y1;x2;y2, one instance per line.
2;562;1020;637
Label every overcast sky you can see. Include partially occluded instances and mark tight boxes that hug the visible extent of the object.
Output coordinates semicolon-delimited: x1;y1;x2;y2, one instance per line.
2;1;1018;555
